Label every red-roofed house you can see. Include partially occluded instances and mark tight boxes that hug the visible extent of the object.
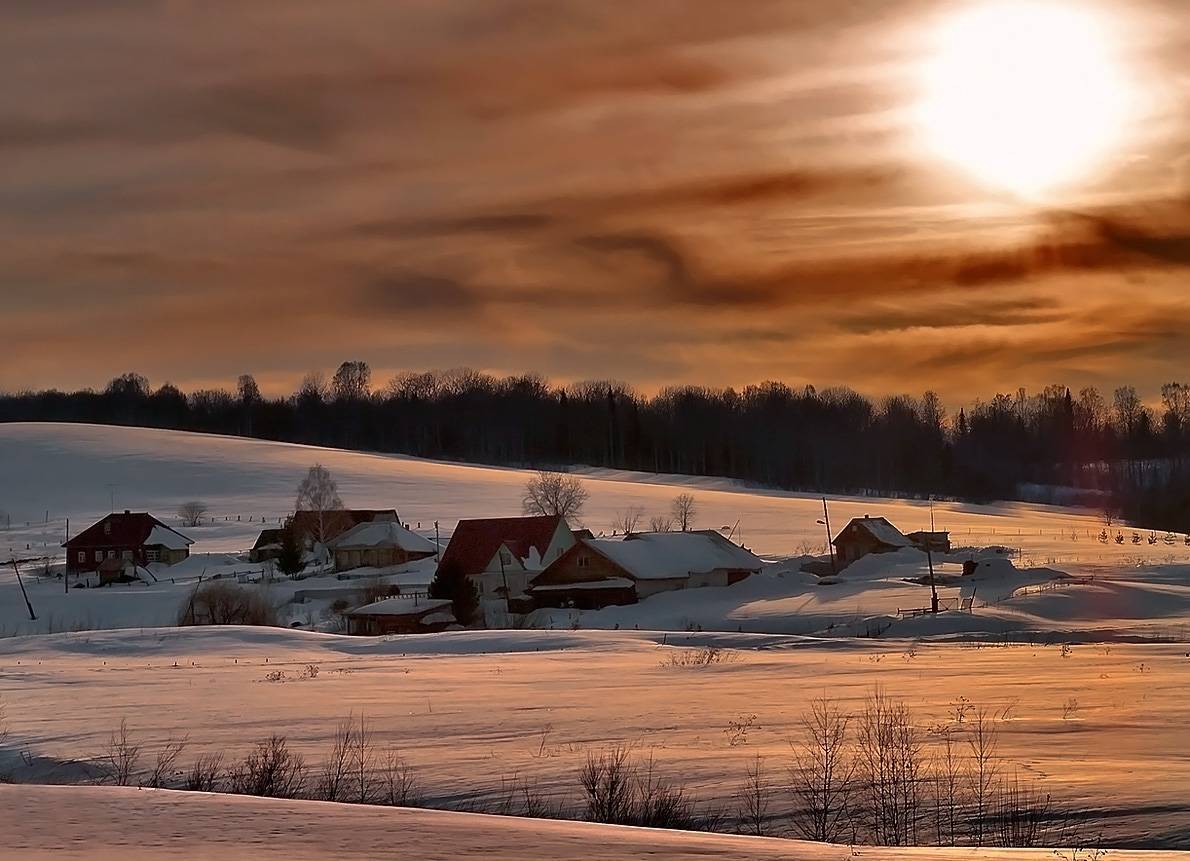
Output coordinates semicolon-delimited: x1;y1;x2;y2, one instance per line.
63;510;193;573
438;515;576;615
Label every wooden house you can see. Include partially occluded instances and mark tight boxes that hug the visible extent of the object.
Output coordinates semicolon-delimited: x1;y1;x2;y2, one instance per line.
343;597;456;635
831;515;911;568
63;511;193;573
329;521;437;571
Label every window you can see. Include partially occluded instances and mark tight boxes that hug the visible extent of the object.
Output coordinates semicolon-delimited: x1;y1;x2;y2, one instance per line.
104;522;111;535
107;550;116;559
95;551;103;562
121;550;133;561
77;551;86;563
499;548;512;565
146;550;159;563
577;555;590;568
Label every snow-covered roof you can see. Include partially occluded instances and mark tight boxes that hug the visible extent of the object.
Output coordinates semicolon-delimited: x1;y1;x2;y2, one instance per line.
146;524;194;550
835;516;911;549
586;531;764;581
346;597;454;617
330;521;436;554
532;577;635;592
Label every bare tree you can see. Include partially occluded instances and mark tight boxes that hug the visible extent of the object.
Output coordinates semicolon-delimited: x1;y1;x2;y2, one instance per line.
332;361;372;402
736;754;771;836
649;514;674;532
295;464;344;546
791;697;855;843
612;507;645;535
670;493;697;532
856;690;924;846
317;716;355;801
177;501;209;528
98;719;142;786
522;470;588;520
968;707;1000;846
350;712;378;803
380;747;420;806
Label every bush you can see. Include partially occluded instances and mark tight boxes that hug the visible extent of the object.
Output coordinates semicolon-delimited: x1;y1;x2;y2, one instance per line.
228;735;306;798
179;581;278;627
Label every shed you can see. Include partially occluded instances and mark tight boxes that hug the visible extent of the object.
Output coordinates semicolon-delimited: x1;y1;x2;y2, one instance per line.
329;521;437;571
343;597;456;635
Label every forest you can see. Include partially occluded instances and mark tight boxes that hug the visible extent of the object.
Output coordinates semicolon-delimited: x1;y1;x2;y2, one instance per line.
2;362;1188;531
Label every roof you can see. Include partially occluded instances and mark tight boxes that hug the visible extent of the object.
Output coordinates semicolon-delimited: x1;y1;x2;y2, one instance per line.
64;511;193;550
439;515;566;578
330;520;436;554
833;516;911;549
290;509;399;542
252;528;285;551
532;577;635;592
583;531;764;581
345;597;454;618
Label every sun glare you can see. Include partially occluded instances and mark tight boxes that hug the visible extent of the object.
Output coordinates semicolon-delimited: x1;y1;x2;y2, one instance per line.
915;1;1134;198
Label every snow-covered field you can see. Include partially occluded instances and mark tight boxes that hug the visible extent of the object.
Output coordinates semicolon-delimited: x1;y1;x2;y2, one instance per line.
12;785;1189;861
3;422;1190;640
1;627;1188;847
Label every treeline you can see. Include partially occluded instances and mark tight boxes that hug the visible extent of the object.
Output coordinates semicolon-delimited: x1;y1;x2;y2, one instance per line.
2;363;1188;529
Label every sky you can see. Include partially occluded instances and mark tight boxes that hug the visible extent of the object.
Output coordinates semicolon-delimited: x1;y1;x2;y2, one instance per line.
2;0;1188;403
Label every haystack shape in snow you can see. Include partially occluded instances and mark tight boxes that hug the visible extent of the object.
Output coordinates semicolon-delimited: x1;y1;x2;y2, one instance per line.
831;514;912;569
329;520;437;571
343;596;456;635
438;515;576;603
530;530;764;609
63;510;193;572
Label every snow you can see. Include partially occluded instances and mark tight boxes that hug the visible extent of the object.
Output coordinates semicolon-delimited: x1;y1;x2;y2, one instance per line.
346;596;453;616
1;627;1189;847
533;577;635;591
10;785;1179;861
589;531;763;580
846;515;913;548
330;519;436;552
145;523;194;549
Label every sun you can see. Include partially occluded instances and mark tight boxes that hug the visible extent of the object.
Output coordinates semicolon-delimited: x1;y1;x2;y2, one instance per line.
914;1;1134;198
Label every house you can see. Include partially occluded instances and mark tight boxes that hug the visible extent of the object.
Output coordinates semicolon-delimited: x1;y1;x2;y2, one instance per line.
907;530;951;554
63;510;193;573
437;515;576;619
343;597;456;635
329;520;437;571
289;509;400;545
831;515;911;568
529;530;764;610
249;528;285;563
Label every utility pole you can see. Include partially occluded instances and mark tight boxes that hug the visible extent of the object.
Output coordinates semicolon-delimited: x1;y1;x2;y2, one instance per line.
927;544;939;614
64;517;70;594
821;496;836;574
12;560;36;621
434;521;441;563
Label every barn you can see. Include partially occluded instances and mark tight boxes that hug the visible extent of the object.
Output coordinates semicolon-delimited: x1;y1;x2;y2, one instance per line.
529;530;764;609
63;510;193;573
343;597;456;635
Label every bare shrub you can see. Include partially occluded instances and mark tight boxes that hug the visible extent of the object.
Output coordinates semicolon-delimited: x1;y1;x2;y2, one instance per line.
349;713;379;803
522;470;588;520
929;727;964;846
360;580;400;606
177;501;209;527
736;754;771;836
992;772;1056;847
147;735;189;788
179;581;278;627
635;753;698;829
791;697;855;843
661;647;737;668
184;752;224;792
97;719;142;786
580;744;636;824
649;514;674;532
228;735;306;798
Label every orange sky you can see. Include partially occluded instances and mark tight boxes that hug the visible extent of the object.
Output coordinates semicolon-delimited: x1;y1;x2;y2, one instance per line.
2;0;1187;403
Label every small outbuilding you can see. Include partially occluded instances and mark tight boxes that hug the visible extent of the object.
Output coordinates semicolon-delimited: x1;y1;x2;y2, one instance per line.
329;521;437;571
249;528;286;563
907;530;951;554
831;515;912;569
343;597;456;635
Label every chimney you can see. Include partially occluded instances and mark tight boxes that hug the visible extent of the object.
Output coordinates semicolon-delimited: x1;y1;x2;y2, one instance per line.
124;509;131;515
864;514;870;519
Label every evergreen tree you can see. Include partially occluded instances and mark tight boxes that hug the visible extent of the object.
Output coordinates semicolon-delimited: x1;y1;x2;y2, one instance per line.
428;559;480;626
276;524;304;578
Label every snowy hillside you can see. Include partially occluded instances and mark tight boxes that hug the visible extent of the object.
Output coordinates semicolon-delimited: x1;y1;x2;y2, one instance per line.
13;785;1185;861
